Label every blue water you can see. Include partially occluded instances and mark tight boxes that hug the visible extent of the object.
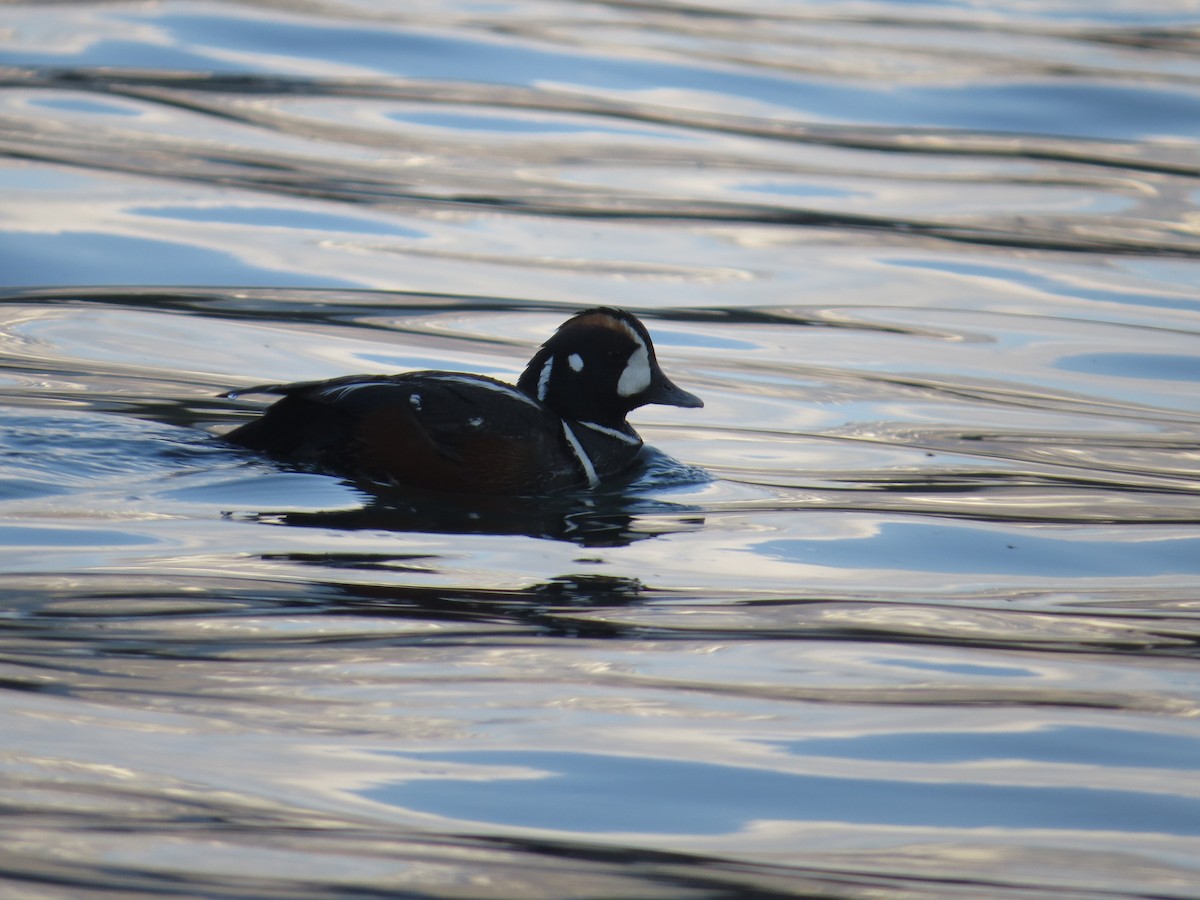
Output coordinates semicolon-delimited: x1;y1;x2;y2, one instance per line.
2;1;1200;897
373;749;1200;835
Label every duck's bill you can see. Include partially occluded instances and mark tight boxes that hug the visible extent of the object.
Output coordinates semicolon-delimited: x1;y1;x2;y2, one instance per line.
645;375;703;409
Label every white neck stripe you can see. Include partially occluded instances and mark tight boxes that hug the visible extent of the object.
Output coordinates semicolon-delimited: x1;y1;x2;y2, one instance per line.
560;421;599;488
578;420;641;445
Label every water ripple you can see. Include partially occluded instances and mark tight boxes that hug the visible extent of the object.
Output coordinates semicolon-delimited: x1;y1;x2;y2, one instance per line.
4;2;1200;897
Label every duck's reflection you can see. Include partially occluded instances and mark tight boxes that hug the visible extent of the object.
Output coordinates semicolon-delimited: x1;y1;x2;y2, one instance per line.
330;572;650;612
241;445;707;547
255;568;660;636
248;482;704;548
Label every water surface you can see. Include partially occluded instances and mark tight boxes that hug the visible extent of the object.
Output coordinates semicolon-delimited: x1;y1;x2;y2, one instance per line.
2;1;1200;897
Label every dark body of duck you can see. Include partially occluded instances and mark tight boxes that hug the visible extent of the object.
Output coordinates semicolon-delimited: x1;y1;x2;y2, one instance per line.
222;307;702;495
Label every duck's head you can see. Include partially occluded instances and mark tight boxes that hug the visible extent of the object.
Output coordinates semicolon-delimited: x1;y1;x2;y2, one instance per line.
518;307;703;426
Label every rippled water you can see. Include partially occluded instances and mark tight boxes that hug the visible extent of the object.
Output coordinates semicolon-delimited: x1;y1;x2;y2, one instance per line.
3;2;1200;897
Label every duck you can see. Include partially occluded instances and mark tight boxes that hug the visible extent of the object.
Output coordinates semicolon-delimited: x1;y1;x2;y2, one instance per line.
221;307;703;495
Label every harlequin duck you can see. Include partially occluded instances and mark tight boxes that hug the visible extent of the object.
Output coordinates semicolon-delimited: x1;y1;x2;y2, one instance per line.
222;307;702;495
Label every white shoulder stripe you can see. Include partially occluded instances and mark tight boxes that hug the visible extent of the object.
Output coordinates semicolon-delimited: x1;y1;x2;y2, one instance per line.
320;382;386;401
424;374;541;409
560;421;599;488
578;420;641;445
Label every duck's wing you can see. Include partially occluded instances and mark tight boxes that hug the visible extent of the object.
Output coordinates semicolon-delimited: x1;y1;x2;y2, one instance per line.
224;373;579;493
222;374;411;459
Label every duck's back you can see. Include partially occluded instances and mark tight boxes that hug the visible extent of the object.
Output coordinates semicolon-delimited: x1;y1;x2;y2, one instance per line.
225;372;589;494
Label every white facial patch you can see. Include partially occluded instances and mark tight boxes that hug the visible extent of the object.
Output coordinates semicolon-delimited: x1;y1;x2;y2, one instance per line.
409;393;422;411
616;333;651;398
537;357;554;401
567;352;584;372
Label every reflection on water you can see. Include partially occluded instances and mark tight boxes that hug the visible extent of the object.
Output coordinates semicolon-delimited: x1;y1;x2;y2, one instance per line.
368;748;1200;835
250;476;708;547
3;0;1200;896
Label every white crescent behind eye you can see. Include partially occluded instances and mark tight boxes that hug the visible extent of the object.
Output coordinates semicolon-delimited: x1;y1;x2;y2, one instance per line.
617;337;651;397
